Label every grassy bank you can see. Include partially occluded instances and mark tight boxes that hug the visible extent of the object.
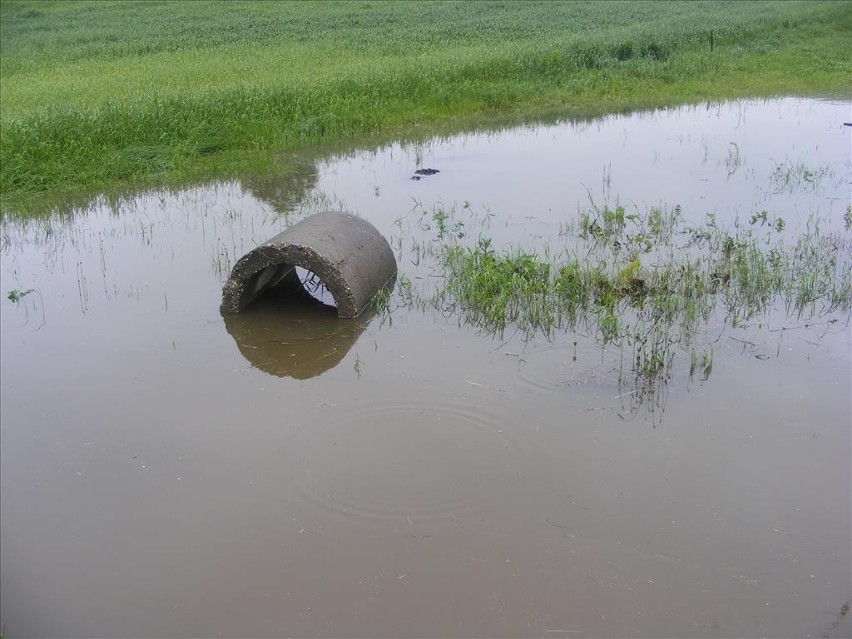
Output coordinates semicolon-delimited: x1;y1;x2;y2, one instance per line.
1;0;850;206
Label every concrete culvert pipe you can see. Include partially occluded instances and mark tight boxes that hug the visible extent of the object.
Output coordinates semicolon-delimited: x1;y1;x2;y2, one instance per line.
220;211;397;318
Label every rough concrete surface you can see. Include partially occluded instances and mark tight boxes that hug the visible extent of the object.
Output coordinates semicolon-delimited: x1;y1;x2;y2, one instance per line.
220;211;397;318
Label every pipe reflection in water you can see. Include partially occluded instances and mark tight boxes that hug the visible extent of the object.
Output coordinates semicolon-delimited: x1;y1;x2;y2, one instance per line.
222;284;380;379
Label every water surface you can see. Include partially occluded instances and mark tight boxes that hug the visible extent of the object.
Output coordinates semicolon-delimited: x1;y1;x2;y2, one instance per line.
1;98;850;638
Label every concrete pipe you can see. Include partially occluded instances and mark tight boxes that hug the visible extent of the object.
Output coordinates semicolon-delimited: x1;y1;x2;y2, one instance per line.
220;211;397;318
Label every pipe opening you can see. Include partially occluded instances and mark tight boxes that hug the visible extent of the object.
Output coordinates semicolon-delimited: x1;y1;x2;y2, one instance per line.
245;263;336;312
295;266;337;308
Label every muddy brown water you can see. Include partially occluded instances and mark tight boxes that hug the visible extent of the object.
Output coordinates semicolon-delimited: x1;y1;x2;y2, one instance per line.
1;98;850;638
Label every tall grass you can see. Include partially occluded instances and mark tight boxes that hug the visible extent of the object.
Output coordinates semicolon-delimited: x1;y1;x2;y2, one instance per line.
1;0;849;203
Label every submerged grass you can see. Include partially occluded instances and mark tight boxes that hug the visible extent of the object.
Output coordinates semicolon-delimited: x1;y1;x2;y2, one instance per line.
411;201;851;414
439;206;851;336
1;0;850;204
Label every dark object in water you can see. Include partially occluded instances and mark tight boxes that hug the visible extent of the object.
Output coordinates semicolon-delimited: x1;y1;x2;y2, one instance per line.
411;168;441;180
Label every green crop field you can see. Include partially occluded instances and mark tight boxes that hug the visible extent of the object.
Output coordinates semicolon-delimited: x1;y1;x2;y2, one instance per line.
0;0;849;206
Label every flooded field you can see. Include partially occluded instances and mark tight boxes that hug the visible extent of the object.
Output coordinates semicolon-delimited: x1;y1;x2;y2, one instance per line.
1;98;850;638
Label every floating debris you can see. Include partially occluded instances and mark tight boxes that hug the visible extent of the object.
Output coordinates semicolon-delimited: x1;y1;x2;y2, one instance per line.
411;167;441;180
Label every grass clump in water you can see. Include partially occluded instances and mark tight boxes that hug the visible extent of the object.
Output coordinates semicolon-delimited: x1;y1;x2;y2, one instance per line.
426;203;851;413
441;238;554;338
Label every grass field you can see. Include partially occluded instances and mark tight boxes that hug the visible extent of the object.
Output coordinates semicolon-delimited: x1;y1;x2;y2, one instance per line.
1;0;850;206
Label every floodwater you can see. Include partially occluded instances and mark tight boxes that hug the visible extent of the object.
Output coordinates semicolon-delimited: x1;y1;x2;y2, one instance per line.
1;98;850;638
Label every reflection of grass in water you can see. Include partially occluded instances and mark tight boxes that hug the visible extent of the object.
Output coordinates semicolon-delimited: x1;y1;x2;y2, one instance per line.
725;142;741;177
402;202;850;418
7;287;34;302
5;286;45;330
769;160;833;194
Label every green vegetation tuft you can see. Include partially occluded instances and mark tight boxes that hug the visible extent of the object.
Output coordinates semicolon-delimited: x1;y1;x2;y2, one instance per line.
437;206;851;340
408;202;852;409
1;0;850;204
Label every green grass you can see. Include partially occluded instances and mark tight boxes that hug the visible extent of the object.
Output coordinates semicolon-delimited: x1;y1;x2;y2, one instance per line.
1;0;849;206
437;205;851;339
402;201;851;412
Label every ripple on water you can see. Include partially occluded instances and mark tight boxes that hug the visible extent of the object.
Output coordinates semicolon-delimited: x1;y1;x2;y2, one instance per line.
513;339;615;394
284;400;522;533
